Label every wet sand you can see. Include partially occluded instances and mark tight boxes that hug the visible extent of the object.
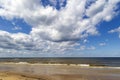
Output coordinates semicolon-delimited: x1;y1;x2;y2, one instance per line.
0;63;120;80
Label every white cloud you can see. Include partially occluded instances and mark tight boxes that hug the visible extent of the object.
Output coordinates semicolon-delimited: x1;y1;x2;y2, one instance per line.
0;0;119;54
12;26;22;30
87;46;96;50
86;0;106;17
99;42;106;46
83;39;89;43
109;26;120;38
79;46;86;50
78;45;96;50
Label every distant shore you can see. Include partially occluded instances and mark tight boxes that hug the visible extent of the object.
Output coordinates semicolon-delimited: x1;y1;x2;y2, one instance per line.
0;62;120;80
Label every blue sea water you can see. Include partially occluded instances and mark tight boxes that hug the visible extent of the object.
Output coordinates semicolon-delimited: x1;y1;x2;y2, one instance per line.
0;57;120;67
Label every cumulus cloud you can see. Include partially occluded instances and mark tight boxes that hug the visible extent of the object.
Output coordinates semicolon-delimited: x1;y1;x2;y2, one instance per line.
109;26;120;38
0;0;119;54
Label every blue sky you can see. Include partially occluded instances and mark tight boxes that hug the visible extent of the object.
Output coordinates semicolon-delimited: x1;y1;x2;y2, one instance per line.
0;0;120;57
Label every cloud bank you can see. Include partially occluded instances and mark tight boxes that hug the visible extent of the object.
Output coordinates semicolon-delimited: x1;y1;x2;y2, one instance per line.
0;0;120;55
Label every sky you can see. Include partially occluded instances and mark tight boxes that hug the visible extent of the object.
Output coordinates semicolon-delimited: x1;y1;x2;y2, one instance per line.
0;0;120;57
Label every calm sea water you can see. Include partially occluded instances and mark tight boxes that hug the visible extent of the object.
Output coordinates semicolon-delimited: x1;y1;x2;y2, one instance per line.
0;57;120;67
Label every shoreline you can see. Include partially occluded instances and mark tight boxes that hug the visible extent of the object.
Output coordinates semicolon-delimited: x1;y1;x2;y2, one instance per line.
1;62;120;69
0;63;120;80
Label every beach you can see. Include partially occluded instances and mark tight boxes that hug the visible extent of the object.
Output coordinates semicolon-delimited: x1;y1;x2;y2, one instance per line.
0;63;120;80
0;72;40;80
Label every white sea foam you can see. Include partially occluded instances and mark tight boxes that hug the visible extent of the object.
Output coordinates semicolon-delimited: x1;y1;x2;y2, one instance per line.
2;62;120;69
77;64;90;67
106;67;120;69
15;62;29;64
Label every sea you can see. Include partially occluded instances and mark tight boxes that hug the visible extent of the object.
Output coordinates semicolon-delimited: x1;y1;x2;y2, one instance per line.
0;57;120;67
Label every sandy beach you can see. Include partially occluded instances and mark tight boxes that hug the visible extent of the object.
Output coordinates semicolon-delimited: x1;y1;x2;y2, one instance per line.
0;72;41;80
0;63;120;80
